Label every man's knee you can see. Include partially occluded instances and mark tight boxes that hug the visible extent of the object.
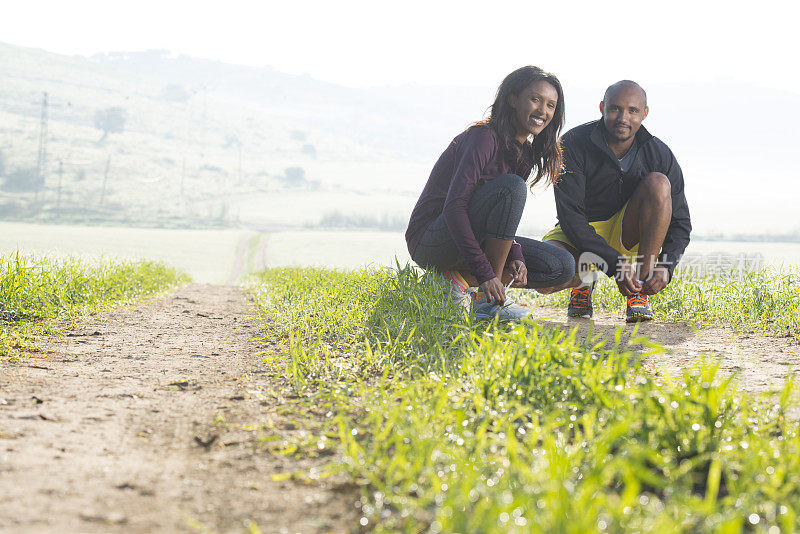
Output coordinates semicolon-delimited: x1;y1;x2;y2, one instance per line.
641;172;672;205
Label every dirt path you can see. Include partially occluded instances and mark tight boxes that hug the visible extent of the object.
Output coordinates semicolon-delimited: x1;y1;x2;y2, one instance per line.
0;284;357;533
226;233;270;286
527;307;800;395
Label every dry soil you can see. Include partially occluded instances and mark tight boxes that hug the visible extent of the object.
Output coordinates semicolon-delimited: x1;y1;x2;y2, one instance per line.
0;284;359;534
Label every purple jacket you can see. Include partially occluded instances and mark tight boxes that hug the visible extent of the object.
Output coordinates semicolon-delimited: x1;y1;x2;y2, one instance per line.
406;126;532;284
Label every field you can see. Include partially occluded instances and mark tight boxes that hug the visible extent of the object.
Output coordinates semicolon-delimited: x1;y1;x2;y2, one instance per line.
2;237;800;531
0;221;251;284
248;265;800;532
4;222;800;286
0;223;412;284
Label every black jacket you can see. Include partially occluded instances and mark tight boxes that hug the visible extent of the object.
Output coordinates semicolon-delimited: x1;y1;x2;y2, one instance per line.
554;120;691;278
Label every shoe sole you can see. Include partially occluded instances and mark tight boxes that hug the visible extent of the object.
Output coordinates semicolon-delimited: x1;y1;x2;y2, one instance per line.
626;313;654;323
567;309;593;319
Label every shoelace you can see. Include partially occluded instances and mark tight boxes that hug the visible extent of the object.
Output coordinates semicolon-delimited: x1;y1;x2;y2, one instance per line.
570;286;592;308
627;293;648;307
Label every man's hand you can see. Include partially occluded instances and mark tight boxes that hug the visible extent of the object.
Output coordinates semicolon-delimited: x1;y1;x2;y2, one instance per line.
507;260;528;288
479;277;506;305
615;260;643;296
642;266;670;295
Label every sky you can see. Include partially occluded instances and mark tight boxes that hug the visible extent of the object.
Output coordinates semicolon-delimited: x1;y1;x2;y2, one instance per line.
2;0;798;93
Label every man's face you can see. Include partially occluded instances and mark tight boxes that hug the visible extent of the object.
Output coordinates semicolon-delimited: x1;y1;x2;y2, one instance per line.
600;86;649;143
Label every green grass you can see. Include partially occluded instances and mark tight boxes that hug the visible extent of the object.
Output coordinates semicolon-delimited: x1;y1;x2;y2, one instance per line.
250;264;800;533
1;250;188;358
521;267;800;337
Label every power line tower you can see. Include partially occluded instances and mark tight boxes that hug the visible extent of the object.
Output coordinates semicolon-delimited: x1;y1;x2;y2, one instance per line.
35;92;48;200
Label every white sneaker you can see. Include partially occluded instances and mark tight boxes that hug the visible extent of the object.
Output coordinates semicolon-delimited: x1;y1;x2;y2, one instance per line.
472;294;531;321
471;292;530;321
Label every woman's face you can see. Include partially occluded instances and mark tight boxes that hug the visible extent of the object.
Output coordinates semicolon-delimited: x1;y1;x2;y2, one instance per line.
508;80;559;142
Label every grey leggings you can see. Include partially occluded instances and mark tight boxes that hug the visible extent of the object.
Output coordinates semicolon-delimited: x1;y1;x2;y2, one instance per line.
411;174;574;289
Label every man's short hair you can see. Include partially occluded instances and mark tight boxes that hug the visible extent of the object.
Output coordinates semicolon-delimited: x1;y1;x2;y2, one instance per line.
603;80;647;106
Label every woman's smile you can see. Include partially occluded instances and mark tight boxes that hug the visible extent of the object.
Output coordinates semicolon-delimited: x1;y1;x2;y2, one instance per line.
510;79;559;142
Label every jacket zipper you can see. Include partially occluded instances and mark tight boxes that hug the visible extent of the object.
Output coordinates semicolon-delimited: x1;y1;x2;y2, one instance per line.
617;143;645;194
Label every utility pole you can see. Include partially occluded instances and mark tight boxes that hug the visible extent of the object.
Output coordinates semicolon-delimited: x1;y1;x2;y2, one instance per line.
56;159;63;216
35;92;48;201
100;155;110;208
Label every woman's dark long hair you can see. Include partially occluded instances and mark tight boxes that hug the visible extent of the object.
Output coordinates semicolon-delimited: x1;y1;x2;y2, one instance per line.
476;66;565;186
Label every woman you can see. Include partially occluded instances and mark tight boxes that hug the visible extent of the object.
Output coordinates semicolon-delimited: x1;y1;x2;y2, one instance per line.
405;66;575;319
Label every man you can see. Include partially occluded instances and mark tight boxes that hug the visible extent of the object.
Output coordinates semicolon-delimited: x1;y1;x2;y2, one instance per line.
541;80;691;322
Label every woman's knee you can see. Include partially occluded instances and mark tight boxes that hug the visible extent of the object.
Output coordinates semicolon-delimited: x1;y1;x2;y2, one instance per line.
494;173;527;199
492;174;527;217
550;244;576;286
475;174;527;240
520;239;576;290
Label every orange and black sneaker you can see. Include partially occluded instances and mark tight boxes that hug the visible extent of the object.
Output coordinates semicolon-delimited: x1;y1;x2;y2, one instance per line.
567;282;595;318
626;292;654;322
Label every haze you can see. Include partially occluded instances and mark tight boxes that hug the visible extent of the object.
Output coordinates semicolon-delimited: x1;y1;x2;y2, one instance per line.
1;0;798;260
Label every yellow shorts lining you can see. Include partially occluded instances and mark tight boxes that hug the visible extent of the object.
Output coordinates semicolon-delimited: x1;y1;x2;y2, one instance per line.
542;203;638;263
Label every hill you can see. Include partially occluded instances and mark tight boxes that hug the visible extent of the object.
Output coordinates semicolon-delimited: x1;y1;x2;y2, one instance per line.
0;43;487;229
